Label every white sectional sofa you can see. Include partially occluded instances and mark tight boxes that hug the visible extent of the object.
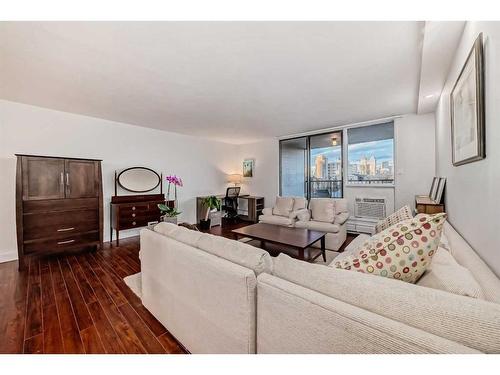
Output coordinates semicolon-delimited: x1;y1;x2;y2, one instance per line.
139;221;500;354
259;196;349;251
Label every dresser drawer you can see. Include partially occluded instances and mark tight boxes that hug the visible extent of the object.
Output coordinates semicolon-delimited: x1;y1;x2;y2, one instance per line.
24;231;100;255
24;198;99;214
23;210;99;241
118;218;151;230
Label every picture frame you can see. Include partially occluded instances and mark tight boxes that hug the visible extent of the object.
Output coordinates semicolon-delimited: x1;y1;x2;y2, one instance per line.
450;33;485;166
429;177;439;201
243;159;254;178
435;177;446;204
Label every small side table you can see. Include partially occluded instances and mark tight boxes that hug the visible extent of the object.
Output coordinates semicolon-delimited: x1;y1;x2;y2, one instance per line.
415;195;445;214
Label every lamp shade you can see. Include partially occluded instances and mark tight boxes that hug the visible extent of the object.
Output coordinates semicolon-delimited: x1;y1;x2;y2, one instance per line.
227;174;242;184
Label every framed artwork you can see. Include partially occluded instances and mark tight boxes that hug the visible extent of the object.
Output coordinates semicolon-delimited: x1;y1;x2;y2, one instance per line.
450;33;485;166
429;177;439;200
435;177;447;204
243;159;254;178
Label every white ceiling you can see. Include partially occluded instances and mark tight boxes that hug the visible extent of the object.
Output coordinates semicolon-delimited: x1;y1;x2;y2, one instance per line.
0;22;457;144
417;21;465;114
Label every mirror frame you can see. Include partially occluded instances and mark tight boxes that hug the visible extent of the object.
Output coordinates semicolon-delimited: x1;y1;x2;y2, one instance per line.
117;166;161;193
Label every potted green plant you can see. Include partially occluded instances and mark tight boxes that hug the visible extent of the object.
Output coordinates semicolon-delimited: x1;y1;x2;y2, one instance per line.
200;196;221;230
157;204;181;225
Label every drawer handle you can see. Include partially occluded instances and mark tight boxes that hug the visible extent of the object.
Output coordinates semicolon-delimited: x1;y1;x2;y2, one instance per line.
57;227;75;232
132;206;136;210
57;239;75;245
132;221;136;226
132;213;136;217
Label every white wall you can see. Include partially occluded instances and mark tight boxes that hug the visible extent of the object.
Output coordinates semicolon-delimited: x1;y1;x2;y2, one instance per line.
0;100;238;263
236;139;280;205
235;114;435;217
394;114;436;210
435;22;500;276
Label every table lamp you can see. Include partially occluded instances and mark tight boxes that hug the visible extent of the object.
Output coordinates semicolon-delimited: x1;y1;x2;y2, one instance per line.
227;174;242;186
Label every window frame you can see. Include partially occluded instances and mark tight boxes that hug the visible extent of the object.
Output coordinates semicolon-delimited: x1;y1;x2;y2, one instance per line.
344;121;396;188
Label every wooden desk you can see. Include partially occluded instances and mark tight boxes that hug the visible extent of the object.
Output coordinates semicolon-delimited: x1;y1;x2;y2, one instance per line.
415;195;445;214
196;195;264;224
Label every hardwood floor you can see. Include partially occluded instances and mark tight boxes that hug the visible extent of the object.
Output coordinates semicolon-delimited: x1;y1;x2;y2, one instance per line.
0;219;356;354
0;237;185;354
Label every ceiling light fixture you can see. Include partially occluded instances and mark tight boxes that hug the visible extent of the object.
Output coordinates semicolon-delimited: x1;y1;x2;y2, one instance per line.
331;137;338;146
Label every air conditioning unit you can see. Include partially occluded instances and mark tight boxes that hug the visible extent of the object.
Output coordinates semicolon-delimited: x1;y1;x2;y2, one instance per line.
354;197;386;220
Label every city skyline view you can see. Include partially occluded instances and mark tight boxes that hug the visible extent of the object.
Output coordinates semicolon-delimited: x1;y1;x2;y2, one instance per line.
310;138;394;182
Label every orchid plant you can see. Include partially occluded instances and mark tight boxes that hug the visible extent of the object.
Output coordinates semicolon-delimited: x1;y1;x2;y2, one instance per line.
157;174;183;218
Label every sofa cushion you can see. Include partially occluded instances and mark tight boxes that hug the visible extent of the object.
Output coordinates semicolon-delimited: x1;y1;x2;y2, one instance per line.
417;247;485;299
296;209;311;222
272;253;500;353
375;205;413;233
292;197;307;211
309;198;335;223
295;220;340;233
154;222;204;247
259;214;295;227
196;233;273;275
333;213;447;284
155;222;273;275
334;198;348;213
273;197;294;217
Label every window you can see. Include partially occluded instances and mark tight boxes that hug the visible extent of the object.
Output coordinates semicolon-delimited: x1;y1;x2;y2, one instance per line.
347;122;394;185
279;131;343;199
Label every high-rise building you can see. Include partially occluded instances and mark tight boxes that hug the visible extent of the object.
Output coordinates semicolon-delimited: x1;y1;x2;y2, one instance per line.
327;158;341;179
314;154;327;178
359;155;376;176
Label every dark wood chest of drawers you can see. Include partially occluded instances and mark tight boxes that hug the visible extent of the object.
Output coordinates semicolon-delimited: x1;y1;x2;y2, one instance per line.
110;194;166;245
15;155;104;270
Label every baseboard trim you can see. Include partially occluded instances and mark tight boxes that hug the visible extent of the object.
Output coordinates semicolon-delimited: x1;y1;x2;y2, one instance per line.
0;250;18;264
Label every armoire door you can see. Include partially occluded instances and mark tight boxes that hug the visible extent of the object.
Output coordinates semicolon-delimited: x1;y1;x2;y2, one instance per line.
22;157;66;200
65;160;98;198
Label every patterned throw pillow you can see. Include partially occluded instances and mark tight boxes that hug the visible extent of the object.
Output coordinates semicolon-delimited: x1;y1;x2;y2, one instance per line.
334;213;447;283
375;205;413;233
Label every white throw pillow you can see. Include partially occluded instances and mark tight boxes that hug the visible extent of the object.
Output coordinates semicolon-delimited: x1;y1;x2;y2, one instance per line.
272;196;294;217
418;247;485;299
309;198;335;223
375;205;413;233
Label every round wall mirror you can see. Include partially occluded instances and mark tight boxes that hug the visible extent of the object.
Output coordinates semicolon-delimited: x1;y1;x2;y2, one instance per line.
117;167;161;193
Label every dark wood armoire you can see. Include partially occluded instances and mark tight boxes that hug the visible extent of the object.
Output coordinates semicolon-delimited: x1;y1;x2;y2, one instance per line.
15;155;104;270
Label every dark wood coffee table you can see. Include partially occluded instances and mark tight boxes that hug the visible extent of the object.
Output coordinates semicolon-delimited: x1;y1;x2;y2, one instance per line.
232;223;326;262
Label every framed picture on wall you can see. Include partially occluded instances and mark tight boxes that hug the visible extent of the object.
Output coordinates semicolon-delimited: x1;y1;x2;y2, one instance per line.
450;33;485;166
243;159;254;178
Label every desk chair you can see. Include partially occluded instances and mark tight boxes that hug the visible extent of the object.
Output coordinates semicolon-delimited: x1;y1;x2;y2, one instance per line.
222;187;241;220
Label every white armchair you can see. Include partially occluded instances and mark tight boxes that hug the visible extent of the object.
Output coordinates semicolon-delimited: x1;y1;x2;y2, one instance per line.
259;196;307;227
295;198;349;251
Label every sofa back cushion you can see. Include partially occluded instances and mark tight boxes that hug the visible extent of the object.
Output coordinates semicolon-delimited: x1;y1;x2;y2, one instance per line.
443;222;500;304
309;198;335;223
155;222;273;275
417;247;485;299
197;233;273;275
273;196;294;217
333;213;447;284
334;198;348;214
273;253;500;353
292;197;307;211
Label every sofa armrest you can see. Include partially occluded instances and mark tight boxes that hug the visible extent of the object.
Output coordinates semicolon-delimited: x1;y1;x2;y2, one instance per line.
262;207;273;216
334;212;349;225
256;273;478;353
